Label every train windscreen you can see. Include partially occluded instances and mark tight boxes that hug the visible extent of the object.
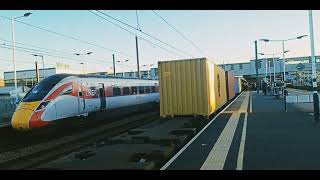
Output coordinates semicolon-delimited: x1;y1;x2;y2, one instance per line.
21;74;71;102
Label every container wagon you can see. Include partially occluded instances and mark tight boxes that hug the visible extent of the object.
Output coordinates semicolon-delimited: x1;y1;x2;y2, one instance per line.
225;71;236;101
159;58;227;118
235;76;245;94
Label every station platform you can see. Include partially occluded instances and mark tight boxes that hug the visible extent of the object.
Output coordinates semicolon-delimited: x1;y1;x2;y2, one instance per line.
162;91;320;170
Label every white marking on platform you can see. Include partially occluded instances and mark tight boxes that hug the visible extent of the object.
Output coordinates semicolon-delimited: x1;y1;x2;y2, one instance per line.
160;92;245;170
250;92;252;113
236;112;248;170
200;113;240;170
200;92;249;170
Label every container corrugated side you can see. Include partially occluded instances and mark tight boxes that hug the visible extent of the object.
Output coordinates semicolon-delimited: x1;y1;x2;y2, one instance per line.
235;78;240;94
159;58;209;117
213;64;227;110
227;72;236;100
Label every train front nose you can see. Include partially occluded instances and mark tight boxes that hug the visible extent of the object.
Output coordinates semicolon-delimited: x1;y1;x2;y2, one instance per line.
11;109;35;130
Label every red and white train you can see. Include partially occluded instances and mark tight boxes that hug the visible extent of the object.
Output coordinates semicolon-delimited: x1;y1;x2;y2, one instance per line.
11;74;159;130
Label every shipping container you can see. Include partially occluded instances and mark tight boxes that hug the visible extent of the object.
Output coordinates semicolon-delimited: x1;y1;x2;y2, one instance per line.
159;58;227;118
225;71;236;101
235;77;243;94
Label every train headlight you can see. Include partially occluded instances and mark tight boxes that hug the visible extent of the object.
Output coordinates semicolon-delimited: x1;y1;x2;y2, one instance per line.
36;100;50;111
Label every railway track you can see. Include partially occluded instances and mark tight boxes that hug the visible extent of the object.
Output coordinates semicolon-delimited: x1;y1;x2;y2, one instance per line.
0;103;158;153
0;110;159;170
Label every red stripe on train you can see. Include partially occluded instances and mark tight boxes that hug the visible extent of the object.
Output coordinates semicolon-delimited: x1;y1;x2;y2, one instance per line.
29;111;51;129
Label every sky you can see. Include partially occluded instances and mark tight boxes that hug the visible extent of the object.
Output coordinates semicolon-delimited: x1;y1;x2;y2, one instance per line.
0;10;320;79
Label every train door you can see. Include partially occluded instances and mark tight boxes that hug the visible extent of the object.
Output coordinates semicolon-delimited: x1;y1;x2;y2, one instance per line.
78;82;85;114
98;83;106;109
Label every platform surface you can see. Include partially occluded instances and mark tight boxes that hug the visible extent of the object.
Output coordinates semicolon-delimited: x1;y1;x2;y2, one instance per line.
163;91;320;170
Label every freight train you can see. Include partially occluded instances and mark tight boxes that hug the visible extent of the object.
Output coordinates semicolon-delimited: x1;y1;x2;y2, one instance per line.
158;58;245;118
11;74;160;130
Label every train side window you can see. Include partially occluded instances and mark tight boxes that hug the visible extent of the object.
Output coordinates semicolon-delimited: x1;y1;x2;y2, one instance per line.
123;87;130;95
60;85;73;96
145;86;151;93
151;86;156;93
138;86;145;94
113;87;121;96
131;87;138;94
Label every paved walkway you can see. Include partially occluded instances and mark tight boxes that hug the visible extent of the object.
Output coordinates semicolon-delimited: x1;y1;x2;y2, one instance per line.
162;91;320;170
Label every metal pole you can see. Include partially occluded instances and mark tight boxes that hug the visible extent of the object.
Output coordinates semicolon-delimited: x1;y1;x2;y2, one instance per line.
112;54;116;76
135;36;140;78
122;60;124;77
282;40;286;96
308;10;319;121
11;18;18;104
265;59;267;81
273;54;276;87
41;56;45;79
255;40;259;93
269;60;272;85
282;41;286;82
35;61;39;83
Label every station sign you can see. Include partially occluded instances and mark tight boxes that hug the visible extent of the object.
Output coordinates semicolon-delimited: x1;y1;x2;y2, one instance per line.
296;63;305;71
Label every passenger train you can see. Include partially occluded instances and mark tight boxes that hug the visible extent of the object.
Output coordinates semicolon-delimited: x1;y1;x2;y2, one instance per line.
11;74;159;130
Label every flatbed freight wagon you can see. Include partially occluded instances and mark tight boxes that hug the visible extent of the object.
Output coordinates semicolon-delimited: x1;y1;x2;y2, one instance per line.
159;58;227;118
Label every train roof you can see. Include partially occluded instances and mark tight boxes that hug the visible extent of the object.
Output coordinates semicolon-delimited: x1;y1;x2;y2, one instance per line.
46;73;156;81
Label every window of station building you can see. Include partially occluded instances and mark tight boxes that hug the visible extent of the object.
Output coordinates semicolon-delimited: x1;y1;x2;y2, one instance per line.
239;64;243;69
131;86;138;94
138;86;145;94
113;87;121;96
230;64;234;70
145;86;151;93
151;86;156;93
123;87;130;95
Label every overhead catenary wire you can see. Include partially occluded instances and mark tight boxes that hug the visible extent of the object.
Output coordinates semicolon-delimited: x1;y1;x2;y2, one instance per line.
94;10;195;58
0;44;139;69
152;10;214;61
0;37;147;68
0;37;77;57
0;42;72;58
0;58;149;75
0;58;113;73
0;45;114;66
88;10;184;58
0;15;135;59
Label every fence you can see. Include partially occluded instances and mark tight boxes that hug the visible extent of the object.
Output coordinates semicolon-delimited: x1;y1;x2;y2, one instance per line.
0;97;21;124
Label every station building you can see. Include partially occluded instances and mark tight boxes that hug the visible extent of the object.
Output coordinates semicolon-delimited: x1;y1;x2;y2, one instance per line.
91;67;159;80
219;55;320;86
3;63;84;87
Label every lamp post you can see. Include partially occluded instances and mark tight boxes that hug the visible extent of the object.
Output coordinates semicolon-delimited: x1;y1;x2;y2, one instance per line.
260;35;307;95
116;60;124;77
141;64;154;79
308;10;319;121
259;51;290;89
124;59;129;77
80;63;85;74
32;54;45;79
148;64;154;79
11;12;32;104
74;52;92;74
